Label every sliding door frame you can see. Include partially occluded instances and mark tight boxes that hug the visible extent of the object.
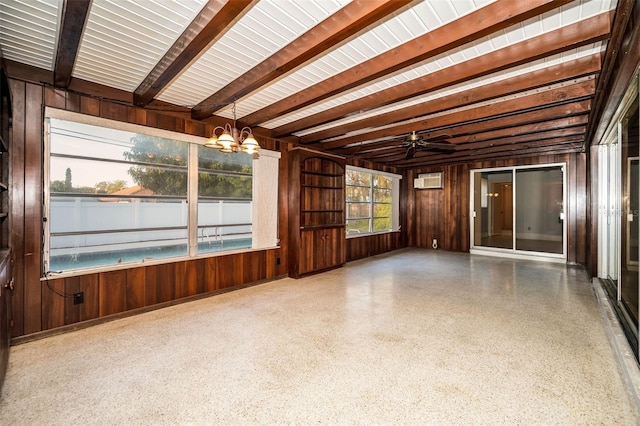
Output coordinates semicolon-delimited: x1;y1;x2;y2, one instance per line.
470;163;567;262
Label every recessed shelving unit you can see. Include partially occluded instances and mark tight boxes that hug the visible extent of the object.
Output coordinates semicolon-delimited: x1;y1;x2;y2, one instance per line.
289;147;346;277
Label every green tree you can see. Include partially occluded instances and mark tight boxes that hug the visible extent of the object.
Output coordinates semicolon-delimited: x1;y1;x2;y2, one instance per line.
94;180;128;194
124;134;252;198
124;134;188;195
64;167;72;191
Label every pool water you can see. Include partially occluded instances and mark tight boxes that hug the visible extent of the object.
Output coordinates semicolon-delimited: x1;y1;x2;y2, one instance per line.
49;239;252;272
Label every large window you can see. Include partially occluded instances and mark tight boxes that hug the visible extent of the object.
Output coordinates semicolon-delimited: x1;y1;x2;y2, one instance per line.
345;166;401;236
44;110;279;275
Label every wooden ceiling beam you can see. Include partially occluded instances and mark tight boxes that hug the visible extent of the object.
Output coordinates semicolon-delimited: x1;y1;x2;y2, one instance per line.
393;136;584;167
270;11;611;136
191;0;413;120
240;0;573;128
300;54;600;143
586;0;639;146
403;146;583;168
337;115;589;157
335;114;589;157
134;0;255;107
320;79;595;149
363;128;586;162
53;0;92;88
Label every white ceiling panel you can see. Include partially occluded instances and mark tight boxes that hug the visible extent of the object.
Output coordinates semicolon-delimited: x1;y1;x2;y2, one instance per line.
158;0;350;109
224;0;495;120
260;0;614;130
0;0;60;70
292;44;605;138
73;0;208;92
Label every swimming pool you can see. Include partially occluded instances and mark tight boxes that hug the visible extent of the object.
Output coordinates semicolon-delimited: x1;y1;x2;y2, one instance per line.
49;239;252;272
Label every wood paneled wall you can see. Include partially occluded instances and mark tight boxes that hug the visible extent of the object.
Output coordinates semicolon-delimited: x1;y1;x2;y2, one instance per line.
346;232;402;262
405;153;589;265
6;79;591;338
41;250;280;331
9;81;288;338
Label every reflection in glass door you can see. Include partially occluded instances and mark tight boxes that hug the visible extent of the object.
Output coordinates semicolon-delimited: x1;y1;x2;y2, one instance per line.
621;96;639;329
473;171;513;249
515;167;564;254
471;164;565;258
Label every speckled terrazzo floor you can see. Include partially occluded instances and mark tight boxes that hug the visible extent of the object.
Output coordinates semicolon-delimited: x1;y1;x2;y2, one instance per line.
1;249;638;425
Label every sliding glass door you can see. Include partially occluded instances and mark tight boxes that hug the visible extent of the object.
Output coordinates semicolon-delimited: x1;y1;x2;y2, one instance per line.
515;167;564;254
471;164;565;259
598;71;639;361
621;96;639;329
472;171;513;249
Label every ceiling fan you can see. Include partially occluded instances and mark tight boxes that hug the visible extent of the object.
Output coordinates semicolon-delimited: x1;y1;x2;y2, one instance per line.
402;131;455;159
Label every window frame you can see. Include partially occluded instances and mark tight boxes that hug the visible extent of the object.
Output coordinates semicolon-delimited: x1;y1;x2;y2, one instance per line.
345;166;401;238
43;108;280;277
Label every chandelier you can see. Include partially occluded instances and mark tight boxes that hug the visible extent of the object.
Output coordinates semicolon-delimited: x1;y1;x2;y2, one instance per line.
204;102;260;154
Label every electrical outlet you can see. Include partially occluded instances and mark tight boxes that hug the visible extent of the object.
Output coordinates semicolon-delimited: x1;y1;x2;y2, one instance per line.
73;292;84;305
276;257;281;265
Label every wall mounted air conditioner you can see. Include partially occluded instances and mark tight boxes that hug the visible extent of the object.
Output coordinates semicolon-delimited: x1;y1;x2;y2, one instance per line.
414;172;443;189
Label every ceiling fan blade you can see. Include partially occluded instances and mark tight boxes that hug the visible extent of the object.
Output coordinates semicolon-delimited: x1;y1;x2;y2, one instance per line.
405;145;416;160
423;141;456;151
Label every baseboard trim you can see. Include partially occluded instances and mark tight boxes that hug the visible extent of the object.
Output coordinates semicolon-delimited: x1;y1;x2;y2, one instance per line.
11;274;288;346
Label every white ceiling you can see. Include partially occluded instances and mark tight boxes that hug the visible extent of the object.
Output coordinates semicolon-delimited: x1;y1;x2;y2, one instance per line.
0;0;619;167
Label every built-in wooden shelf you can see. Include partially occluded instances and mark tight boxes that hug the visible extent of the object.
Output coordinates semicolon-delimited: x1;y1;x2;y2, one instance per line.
289;147;346;278
300;224;346;230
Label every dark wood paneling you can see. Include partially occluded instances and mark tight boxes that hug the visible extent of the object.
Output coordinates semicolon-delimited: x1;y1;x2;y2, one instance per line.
44;87;66;109
156;263;176;304
126;268;146;310
216;254;243;289
243;251;266;283
80;95;100;116
202;257;217;293
79;274;99;322
42;279;64;330
576;153;588;264
65;91;81;112
63;276;81;325
23;82;43;335
8;79;25;337
99;270;127;317
9;78;291;337
407;154;587;264
174;261;189;300
144;265;158;306
346;232;401;262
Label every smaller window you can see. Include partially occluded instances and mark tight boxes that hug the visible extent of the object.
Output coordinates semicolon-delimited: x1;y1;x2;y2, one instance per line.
345;167;401;236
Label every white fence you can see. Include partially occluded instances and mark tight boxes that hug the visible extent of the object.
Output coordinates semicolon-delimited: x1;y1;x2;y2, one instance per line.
49;197;252;255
